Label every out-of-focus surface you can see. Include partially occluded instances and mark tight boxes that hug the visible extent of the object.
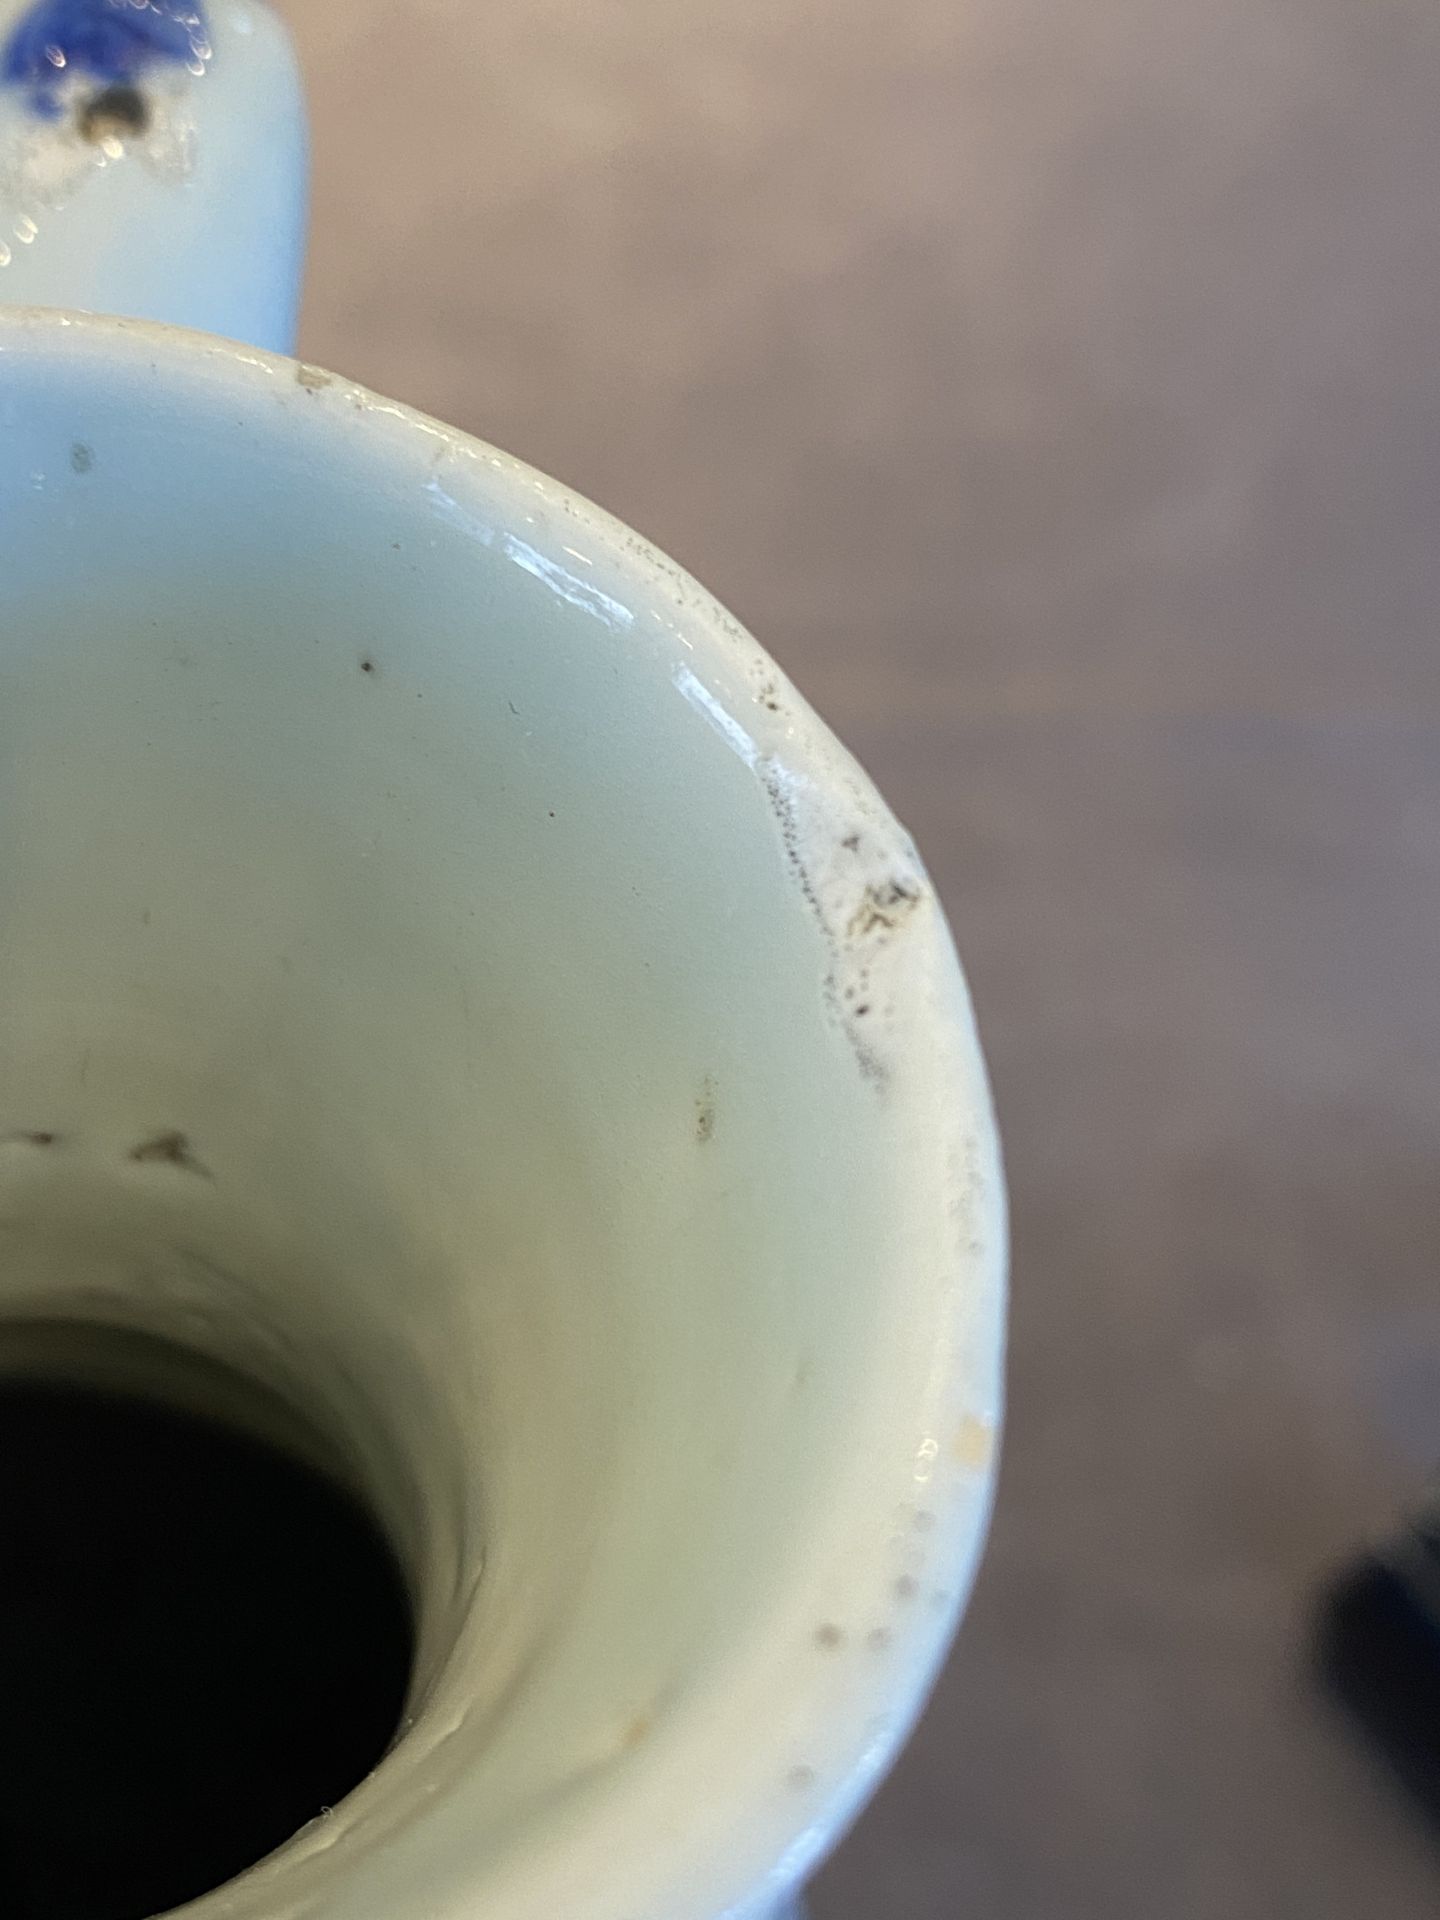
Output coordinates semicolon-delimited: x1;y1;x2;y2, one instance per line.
288;0;1440;1911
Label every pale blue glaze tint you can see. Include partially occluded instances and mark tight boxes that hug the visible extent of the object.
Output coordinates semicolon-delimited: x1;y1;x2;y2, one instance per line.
2;0;208;116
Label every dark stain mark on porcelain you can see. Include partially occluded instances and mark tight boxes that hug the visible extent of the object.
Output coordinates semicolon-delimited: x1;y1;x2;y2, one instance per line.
295;364;333;392
761;767;838;1026
69;442;93;474
762;771;821;916
788;1765;817;1791
6;1129;57;1147
129;1130;212;1178
2;0;211;119
360;657;376;675
855;1047;885;1084
813;1623;844;1650
894;1574;919;1602
695;1075;717;1144
848;878;923;940
757;759;933;1089
866;1627;893;1652
78;80;147;142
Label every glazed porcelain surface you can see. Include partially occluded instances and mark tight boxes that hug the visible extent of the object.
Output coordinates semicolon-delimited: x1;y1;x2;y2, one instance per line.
0;6;1005;1918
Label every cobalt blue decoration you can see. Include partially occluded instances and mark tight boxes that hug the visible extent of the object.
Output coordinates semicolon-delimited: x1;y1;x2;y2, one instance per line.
2;0;209;117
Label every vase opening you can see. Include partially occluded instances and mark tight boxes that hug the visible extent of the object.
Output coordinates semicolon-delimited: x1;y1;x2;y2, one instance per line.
0;1319;417;1920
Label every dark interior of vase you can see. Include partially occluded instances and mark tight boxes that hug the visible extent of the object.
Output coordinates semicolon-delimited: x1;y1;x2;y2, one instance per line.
0;1326;415;1920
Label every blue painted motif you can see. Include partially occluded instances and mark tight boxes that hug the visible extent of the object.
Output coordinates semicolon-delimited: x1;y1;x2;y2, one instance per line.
2;0;209;117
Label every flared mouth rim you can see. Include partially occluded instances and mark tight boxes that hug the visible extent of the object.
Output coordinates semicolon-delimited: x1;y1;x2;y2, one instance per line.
0;305;1007;1920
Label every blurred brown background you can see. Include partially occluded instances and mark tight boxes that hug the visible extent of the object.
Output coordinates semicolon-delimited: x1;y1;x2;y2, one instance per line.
286;0;1440;1912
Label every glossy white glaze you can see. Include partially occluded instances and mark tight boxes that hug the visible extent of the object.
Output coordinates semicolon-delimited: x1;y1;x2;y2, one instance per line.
0;309;1004;1920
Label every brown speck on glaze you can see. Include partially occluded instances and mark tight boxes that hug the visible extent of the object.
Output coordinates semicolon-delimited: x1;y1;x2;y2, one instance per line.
814;1623;844;1650
295;364;333;391
129;1130;212;1178
7;1130;57;1147
952;1413;994;1470
695;1074;717;1144
759;756;930;1091
70;442;94;474
360;658;376;675
894;1574;919;1602
78;83;147;143
762;767;826;929
621;1713;652;1750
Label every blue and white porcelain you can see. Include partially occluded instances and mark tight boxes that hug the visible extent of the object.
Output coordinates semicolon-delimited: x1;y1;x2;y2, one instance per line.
0;0;301;343
0;7;1005;1918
